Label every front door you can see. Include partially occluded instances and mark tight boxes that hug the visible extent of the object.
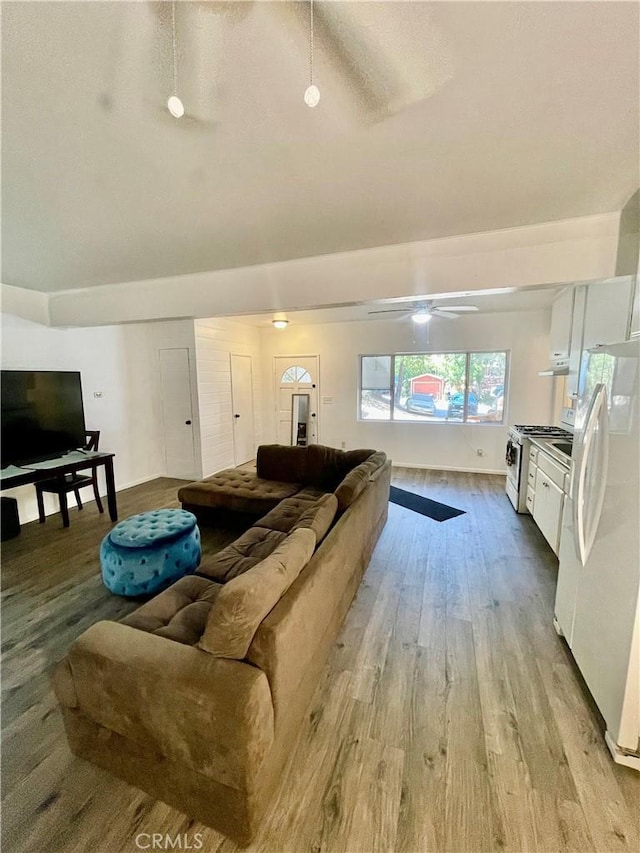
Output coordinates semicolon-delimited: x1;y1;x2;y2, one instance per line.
159;348;197;479
274;356;319;445
230;354;255;466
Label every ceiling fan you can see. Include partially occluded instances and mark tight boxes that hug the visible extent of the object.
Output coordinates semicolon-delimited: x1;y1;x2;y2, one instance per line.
368;301;479;323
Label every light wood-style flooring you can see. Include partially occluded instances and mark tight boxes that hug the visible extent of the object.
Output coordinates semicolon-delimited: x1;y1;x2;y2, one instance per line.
1;469;638;853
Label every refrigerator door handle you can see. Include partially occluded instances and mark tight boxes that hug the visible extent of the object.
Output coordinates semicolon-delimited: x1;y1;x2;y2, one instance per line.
573;383;609;566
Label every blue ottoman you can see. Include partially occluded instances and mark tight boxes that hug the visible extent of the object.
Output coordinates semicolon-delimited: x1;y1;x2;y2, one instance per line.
100;509;201;596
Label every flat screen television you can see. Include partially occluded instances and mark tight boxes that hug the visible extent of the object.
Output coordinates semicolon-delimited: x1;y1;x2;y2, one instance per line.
1;370;87;467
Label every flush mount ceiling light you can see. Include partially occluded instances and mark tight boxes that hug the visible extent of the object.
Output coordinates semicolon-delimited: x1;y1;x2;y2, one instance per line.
411;311;432;324
167;1;185;118
272;319;289;329
304;0;320;107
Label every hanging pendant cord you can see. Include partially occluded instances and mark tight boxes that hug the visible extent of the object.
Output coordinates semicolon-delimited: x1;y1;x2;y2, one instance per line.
309;0;314;85
172;0;178;94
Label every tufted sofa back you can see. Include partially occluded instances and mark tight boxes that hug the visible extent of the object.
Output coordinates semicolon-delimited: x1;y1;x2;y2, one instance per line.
256;444;377;491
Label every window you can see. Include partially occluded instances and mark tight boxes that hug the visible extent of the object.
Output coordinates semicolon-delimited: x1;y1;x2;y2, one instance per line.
281;366;312;383
359;351;508;424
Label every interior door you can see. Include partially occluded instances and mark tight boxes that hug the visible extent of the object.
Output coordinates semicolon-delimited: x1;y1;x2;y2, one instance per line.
274;356;319;445
230;354;255;466
159;348;197;479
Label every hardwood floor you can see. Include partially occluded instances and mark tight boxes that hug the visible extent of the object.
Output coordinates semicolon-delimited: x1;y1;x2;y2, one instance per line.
1;470;638;852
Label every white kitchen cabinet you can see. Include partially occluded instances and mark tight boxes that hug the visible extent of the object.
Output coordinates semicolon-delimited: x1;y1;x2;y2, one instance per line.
533;468;564;555
549;288;574;362
566;286;586;403
582;278;633;350
631;276;640;339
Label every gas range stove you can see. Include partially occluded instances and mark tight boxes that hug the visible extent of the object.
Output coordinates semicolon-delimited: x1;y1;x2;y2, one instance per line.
506;423;573;513
510;424;573;441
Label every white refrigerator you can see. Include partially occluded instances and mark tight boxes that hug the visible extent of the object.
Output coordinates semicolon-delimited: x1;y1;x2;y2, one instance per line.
555;338;639;769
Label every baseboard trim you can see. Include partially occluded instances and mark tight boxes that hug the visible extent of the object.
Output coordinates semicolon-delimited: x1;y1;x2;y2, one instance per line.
391;462;507;476
605;730;640;770
113;472;166;492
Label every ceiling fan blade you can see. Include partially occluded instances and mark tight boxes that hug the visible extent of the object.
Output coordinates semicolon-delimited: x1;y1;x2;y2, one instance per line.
367;308;412;315
430;310;461;320
440;305;479;313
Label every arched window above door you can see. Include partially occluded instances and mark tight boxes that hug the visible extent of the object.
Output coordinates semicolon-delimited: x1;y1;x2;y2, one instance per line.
281;366;312;383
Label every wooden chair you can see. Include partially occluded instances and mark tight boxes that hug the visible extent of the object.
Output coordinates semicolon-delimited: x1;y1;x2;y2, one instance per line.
35;431;104;526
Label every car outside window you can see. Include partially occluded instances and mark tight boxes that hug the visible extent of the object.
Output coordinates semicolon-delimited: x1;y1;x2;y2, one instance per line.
359;351;508;424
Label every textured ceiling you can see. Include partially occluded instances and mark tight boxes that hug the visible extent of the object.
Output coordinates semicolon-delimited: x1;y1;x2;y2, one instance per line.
2;1;639;293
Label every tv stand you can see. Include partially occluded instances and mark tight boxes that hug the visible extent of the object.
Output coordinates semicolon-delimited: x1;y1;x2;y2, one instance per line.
0;452;117;530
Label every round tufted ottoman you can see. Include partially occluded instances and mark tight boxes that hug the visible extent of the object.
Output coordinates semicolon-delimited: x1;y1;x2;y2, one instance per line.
100;509;201;596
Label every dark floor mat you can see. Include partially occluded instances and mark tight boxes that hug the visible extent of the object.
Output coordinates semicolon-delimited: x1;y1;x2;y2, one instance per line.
389;485;466;522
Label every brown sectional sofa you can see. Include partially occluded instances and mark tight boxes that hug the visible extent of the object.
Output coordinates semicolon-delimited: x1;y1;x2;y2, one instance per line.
53;444;391;845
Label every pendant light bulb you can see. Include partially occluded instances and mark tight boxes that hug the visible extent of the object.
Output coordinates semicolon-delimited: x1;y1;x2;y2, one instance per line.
167;1;184;119
304;1;319;108
167;95;185;118
304;84;320;108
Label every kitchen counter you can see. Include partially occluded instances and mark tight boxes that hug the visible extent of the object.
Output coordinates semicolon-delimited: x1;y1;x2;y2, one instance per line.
529;435;572;470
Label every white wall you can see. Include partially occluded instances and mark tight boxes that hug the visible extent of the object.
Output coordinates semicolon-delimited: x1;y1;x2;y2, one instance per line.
194;318;263;476
42;213;622;327
1;313;165;522
259;310;554;473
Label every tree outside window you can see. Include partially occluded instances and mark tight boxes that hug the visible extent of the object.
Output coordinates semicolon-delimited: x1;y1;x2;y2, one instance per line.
360;351;508;423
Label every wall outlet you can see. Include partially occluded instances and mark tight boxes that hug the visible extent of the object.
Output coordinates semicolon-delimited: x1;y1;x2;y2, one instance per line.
476;448;484;456
341;441;346;449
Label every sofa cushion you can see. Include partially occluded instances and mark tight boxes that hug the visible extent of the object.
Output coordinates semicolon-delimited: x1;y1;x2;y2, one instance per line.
291;493;338;544
334;451;387;512
256;445;308;484
305;445;376;489
254;493;321;534
178;469;301;515
197;527;288;583
199;528;316;659
121;575;222;646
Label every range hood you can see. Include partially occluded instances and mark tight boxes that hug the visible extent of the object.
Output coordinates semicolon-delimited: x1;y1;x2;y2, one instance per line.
538;359;569;377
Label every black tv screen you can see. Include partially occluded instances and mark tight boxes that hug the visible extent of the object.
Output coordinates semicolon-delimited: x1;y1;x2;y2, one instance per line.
1;370;87;467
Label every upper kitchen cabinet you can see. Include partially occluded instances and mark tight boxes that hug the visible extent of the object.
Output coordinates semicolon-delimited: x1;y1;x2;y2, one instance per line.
549;288;574;362
582;277;633;350
631;276;640;338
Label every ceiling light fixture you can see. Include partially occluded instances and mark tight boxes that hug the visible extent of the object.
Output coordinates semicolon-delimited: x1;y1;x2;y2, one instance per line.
167;1;185;118
272;319;289;329
304;0;320;107
411;312;432;324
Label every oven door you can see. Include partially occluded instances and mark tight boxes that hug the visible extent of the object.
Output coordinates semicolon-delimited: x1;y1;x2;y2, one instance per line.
505;436;523;509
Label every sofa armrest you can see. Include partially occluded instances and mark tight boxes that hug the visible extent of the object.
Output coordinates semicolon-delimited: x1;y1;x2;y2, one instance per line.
54;621;274;792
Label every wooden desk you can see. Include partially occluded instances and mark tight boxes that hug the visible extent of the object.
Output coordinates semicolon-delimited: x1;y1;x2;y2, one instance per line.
0;452;117;529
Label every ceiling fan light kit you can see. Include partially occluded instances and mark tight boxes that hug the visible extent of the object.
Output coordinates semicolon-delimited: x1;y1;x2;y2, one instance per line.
369;300;480;321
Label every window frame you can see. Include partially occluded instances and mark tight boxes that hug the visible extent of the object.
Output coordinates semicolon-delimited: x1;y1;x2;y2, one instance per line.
358;349;510;425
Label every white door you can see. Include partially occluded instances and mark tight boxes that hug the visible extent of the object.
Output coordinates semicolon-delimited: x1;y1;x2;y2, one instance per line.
159;348;197;479
230;354;255;466
274;356;319;446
